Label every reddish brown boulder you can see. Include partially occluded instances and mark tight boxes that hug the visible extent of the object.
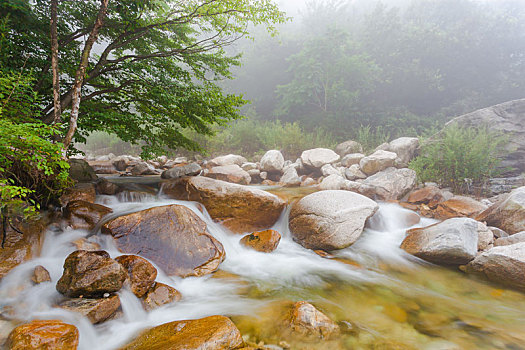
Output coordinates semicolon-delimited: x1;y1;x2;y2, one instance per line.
102;205;225;277
288;301;340;339
142;282;182;311
56;250;127;297
64;200;113;230
240;230;281;253
161;177;286;234
121;315;243;350
6;320;79;350
434;196;488;220
59;183;96;207
31;265;51;284
115;255;157;298
59;295;121;324
406;186;444;208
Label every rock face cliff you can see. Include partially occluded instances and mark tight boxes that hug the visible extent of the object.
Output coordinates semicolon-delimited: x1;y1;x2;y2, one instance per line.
446;99;525;176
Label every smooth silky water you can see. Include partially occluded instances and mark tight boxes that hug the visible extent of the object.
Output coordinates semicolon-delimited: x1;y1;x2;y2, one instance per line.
1;183;525;349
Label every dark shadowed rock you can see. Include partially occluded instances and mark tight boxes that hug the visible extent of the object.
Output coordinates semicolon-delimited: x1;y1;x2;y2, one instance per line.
95;178;121;195
102;205;225;277
142;282;182;310
59;183;96;207
120;315;243;350
240;230;281;253
115;255;157;298
56;250;126;297
161;177;286;234
64;200;113;230
7;320;79;350
68;159;97;182
59;295;121;324
289;190;378;250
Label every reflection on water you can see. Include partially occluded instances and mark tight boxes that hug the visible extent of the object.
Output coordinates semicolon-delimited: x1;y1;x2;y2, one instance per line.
1;188;525;349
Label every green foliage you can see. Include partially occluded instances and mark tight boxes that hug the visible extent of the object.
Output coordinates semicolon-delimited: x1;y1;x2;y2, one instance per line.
356;125;391;154
409;124;507;193
78;131;142;157
0;71;71;219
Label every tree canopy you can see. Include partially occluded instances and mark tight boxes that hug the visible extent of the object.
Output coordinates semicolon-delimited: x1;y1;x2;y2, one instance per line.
1;0;286;156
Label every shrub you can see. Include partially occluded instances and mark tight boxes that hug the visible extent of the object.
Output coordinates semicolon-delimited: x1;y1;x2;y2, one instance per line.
409;124;507;193
356;125;391;153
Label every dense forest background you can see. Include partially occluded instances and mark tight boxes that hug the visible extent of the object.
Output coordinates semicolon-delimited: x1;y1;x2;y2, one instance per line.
82;0;525;157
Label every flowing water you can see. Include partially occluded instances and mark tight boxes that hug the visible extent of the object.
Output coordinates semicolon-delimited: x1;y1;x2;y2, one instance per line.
2;182;525;349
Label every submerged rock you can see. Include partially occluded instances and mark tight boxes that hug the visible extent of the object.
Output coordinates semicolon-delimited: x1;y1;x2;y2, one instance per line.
476;186;525;234
56;250;126;297
240;230;281;253
59;295;121;324
64;200;113;230
401;218;481;265
142;282;182;311
288;301;340;339
115;255;157;298
120;315;243;350
289;190;378;250
7;320;79;350
466;242;525;291
102;205;225;277
162;177;286;233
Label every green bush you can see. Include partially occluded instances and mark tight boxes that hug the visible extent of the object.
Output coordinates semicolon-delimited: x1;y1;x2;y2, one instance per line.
409;124;507;193
356;125;391;153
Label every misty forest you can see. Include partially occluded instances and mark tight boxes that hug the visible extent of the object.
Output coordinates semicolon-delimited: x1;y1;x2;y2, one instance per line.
1;0;525;349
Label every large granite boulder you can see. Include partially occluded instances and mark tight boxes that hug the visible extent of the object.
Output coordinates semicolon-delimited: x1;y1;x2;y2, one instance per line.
68;159;97;182
289;190;379;250
102;205;224;277
160;163;202;180
260;150;285;173
209;154;247;167
401;218;484;265
319;174;348;191
56;250;127;297
335;140;363;157
476;186;525;234
300;148;340;169
363;167;417;200
6;320;79;350
205;164;251;185
161;177;286;233
359;150;397;176
64;200;113;230
465;242;525;291
446;98;525;175
121;316;243;350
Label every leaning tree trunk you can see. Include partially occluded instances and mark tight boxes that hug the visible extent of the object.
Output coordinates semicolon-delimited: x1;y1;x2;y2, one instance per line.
62;0;110;149
50;0;61;125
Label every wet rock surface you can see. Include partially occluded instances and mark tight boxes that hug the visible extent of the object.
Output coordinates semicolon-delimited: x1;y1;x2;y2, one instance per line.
56;250;126;297
59;295;121;324
102;204;225;277
142;282;182;310
6;320;79;350
115;255;157;298
59;183;96;207
121;315;243;350
162;177;286;233
240;230;281;253
31;265;51;284
289;190;378;250
64;200;113;230
288;301;340;339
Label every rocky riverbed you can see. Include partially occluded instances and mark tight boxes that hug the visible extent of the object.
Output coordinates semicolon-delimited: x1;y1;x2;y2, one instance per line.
2;138;525;349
